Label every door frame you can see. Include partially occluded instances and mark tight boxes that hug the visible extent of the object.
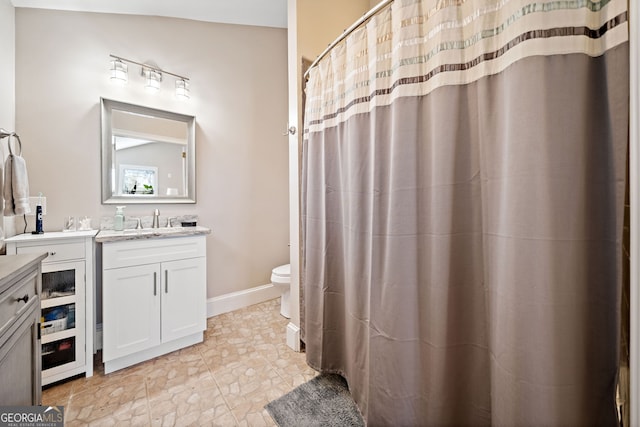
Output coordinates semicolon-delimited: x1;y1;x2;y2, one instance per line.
629;0;638;423
285;0;301;351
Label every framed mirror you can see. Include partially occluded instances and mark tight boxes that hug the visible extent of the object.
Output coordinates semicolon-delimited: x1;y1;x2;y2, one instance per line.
101;98;196;204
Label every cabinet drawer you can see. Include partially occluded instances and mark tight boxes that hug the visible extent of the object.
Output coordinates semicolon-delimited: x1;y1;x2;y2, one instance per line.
103;236;206;270
0;270;38;339
17;242;85;263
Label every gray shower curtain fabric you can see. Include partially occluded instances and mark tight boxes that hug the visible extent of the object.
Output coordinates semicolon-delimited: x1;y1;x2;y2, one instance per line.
301;1;629;426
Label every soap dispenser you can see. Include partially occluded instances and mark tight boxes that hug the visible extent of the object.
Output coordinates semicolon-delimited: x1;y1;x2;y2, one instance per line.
114;206;125;231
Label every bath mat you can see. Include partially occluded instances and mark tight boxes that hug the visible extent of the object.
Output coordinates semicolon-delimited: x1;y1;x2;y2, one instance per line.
265;374;364;427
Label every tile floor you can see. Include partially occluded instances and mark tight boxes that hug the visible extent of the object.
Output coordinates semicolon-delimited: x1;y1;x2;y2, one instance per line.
42;298;317;426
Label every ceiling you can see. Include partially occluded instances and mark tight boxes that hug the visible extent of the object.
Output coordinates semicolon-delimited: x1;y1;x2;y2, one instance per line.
10;0;288;28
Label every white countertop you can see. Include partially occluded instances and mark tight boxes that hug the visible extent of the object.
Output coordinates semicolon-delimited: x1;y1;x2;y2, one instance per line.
5;230;99;242
95;226;211;243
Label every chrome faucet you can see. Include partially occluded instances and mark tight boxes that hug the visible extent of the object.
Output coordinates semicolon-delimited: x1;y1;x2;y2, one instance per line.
152;209;160;228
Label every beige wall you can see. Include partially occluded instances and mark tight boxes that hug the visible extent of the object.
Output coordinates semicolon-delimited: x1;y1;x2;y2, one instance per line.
297;0;372;67
15;9;290;298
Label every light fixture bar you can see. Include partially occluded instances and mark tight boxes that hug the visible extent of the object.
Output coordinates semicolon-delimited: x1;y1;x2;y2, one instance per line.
109;54;189;82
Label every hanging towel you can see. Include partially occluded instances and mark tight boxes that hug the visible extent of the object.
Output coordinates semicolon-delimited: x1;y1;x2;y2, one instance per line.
4;152;30;216
3;154;12;216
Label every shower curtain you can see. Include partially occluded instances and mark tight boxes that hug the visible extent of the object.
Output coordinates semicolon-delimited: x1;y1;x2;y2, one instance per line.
301;1;629;425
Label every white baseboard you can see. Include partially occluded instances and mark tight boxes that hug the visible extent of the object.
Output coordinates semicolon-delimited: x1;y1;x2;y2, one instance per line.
286;322;301;352
207;283;281;317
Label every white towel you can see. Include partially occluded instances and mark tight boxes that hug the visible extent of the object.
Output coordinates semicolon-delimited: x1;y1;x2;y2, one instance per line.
3;155;13;216
4;154;30;216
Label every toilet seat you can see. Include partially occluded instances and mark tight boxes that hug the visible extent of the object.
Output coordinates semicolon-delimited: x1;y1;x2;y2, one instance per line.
271;264;291;283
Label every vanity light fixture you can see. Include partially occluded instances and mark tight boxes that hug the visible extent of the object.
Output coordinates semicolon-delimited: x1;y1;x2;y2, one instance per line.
143;68;162;92
109;54;190;98
110;58;128;84
175;79;190;99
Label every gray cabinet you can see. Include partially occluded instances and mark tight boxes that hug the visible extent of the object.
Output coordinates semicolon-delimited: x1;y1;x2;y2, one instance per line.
0;253;47;405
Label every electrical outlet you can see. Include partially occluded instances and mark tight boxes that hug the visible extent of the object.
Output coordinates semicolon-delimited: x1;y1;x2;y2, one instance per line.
28;196;46;215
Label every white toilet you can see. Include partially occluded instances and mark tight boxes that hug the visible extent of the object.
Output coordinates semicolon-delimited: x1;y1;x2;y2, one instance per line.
271;264;291;318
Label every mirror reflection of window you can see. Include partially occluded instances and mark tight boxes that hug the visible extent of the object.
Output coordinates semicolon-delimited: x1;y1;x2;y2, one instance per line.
118;164;158;196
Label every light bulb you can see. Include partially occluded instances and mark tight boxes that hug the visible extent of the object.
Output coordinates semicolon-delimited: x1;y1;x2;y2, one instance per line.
110;59;128;84
144;69;162;92
175;79;190;99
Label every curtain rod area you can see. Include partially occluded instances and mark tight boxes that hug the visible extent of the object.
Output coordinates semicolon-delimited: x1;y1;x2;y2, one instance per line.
304;0;393;78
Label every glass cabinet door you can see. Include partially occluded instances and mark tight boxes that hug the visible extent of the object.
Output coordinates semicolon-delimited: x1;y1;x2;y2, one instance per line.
40;261;85;375
42;268;76;300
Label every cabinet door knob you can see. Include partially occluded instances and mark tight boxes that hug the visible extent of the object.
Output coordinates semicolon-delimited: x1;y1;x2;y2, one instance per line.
15;294;29;303
49;251;56;256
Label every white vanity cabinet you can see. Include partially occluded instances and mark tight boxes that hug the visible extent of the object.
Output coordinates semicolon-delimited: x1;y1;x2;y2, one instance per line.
101;235;206;374
5;231;98;386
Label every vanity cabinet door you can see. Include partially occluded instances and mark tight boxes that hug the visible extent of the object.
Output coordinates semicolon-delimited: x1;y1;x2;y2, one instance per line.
103;264;161;361
160;258;206;343
0;301;41;406
40;261;86;381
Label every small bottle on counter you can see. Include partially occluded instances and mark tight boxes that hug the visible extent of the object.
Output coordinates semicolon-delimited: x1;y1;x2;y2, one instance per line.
114;206;125;231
